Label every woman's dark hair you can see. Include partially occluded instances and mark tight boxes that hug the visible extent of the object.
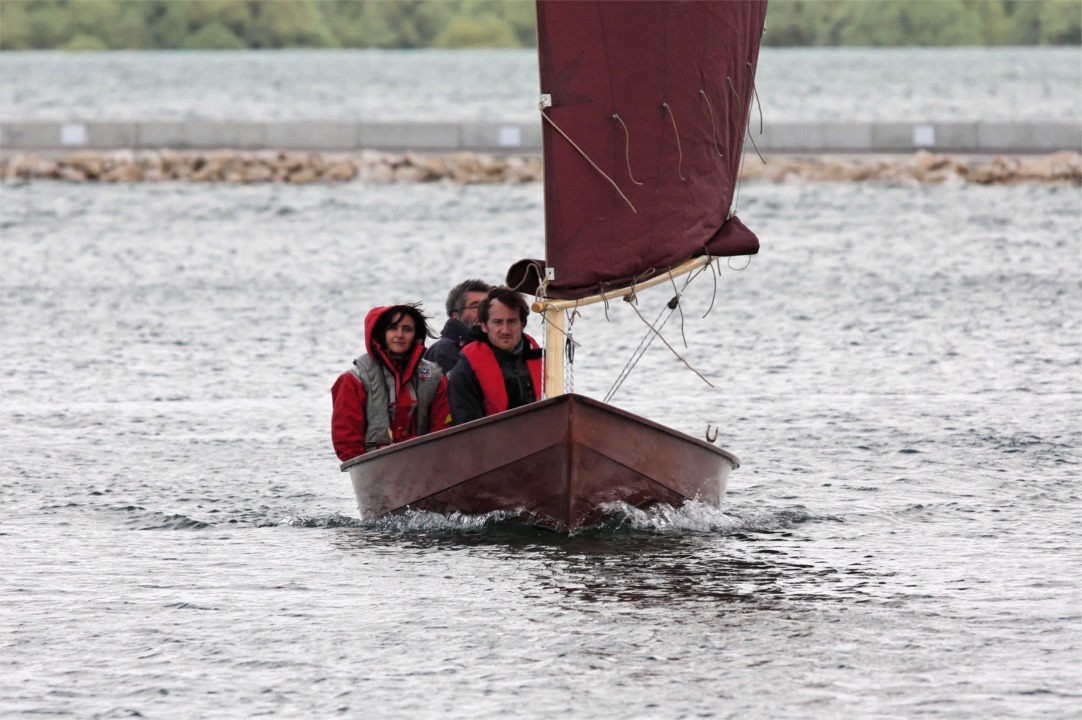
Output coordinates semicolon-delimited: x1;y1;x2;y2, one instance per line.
372;304;434;351
478;287;530;326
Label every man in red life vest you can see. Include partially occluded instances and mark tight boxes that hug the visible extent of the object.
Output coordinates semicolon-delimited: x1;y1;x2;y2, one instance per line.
447;287;543;425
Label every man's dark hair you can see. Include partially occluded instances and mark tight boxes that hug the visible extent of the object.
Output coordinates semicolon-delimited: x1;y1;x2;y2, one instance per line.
479;287;530;326
372;304;434;350
445;279;491;318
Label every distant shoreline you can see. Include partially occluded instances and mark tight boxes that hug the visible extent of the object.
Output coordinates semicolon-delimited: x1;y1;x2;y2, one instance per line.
2;149;1078;186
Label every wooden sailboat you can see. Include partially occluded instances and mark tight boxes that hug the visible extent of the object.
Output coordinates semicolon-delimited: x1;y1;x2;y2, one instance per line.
343;0;767;532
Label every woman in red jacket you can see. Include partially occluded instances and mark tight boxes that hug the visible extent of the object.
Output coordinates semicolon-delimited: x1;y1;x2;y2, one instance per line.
331;304;451;462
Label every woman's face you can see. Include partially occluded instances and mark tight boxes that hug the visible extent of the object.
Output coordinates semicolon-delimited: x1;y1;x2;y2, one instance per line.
383;312;416;356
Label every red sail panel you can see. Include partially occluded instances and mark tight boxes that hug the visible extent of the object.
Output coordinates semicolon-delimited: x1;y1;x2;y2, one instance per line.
535;0;765;300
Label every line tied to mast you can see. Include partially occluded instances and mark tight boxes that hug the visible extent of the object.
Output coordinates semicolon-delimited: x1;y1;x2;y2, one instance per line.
539;103;637;213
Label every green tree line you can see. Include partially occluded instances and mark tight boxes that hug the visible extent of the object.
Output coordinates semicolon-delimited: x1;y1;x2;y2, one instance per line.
1;0;1078;51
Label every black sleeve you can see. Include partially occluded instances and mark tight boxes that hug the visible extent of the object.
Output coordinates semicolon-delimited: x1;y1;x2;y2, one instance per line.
423;339;458;374
447;356;486;426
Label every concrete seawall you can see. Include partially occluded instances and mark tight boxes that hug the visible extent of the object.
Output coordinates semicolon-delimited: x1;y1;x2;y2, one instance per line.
1;120;1079;154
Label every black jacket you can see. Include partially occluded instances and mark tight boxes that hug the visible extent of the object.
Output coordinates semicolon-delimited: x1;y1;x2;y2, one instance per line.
424;318;472;374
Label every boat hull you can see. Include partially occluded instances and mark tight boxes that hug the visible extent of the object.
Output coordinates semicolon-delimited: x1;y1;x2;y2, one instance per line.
342;394;738;532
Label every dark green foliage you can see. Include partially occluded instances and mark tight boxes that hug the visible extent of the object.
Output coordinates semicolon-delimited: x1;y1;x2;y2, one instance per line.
0;0;1078;51
183;20;247;50
764;0;1082;47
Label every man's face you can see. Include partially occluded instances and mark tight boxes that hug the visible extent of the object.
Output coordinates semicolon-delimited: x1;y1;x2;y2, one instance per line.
456;291;488;326
482;300;523;352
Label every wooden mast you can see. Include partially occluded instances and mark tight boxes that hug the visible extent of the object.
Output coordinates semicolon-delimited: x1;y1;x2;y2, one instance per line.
532;255;714;399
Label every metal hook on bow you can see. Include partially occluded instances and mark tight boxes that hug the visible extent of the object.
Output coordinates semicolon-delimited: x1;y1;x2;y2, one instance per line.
705;425;719;444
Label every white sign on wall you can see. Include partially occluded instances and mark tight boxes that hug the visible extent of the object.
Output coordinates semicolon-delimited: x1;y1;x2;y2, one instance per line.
498;125;522;147
61;124;89;146
912;124;936;147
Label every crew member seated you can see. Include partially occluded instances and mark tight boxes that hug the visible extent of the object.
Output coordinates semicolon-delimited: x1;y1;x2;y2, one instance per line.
447;287;543;425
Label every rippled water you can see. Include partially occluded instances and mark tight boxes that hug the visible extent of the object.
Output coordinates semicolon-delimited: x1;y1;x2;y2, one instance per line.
1;176;1079;717
1;47;1079;122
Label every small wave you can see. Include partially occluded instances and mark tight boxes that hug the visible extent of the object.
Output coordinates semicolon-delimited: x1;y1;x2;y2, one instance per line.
375;508;523;532
280;509;521;532
598;500;819;535
280;504;827;536
278;513;365;528
110;504;213;530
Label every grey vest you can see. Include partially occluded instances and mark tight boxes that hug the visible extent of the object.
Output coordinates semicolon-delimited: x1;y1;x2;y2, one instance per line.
349;354;443;449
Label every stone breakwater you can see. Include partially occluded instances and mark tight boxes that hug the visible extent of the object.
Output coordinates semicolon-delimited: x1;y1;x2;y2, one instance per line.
1;149;1079;185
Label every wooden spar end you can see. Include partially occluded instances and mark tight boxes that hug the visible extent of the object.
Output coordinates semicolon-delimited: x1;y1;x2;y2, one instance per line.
530;256;712;314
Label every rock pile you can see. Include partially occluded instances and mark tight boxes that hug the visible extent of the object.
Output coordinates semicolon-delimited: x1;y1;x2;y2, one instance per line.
740;150;1081;185
1;148;1078;185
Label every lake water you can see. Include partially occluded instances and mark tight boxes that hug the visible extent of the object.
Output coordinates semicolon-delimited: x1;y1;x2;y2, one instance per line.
1;49;1081;718
1;47;1079;123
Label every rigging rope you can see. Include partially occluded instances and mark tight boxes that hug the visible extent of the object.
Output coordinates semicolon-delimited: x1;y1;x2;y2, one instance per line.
603;265;718;403
612;114;644;186
667;269;689;348
626;298;715;390
564;307;579;393
701;251;719;318
661;102;686;181
729;68;766;217
604;296;676;404
699;90;725;158
540;104;637;213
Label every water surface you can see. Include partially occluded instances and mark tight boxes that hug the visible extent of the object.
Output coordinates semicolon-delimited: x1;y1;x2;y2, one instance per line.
1;177;1079;717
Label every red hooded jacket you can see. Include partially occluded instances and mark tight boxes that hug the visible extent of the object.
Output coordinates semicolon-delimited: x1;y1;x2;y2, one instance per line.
331;306;451;462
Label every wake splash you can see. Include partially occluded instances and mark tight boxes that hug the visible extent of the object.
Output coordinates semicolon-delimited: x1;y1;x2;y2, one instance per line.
599;500;817;535
279;509;520;532
279;502;818;536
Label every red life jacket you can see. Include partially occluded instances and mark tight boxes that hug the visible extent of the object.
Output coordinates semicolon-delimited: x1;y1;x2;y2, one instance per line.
461;333;543;416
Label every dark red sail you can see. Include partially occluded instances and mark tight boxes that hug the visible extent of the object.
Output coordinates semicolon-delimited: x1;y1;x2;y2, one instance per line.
530;0;766;300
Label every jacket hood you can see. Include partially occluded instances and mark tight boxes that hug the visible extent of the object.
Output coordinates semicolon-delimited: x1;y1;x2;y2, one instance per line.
363;305;426;376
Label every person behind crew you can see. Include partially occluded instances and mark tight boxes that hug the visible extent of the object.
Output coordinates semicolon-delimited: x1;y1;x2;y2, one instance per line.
447;287;543;425
331;303;451;462
424;278;492;373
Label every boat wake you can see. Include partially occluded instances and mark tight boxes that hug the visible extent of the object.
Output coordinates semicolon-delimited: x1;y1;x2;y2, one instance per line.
598;501;817;535
278;503;819;536
279;509;522;532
